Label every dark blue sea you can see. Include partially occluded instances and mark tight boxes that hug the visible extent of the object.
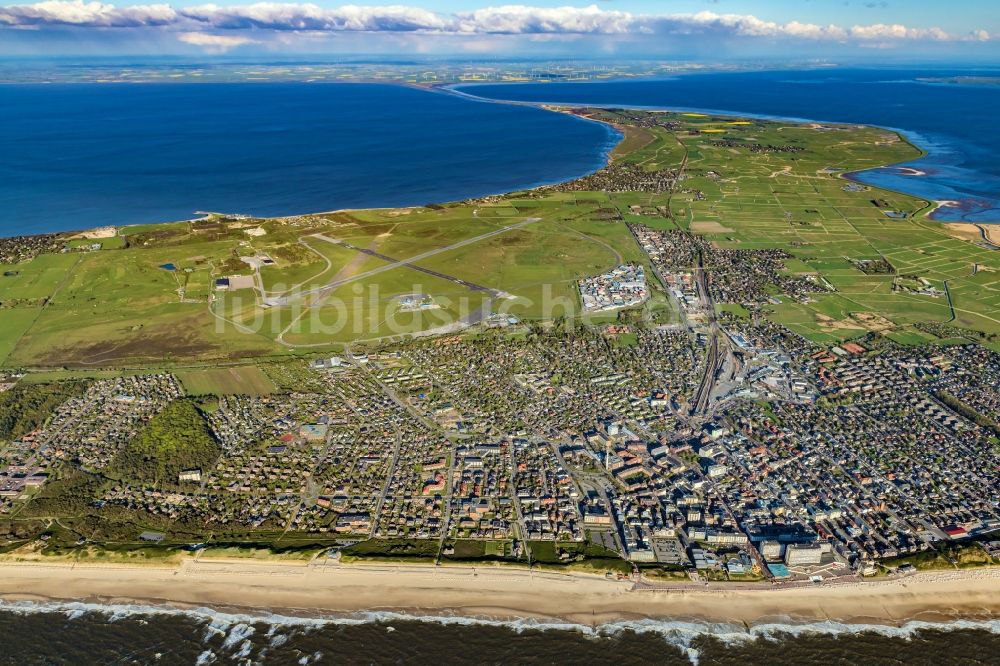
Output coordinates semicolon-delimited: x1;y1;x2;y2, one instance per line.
0;602;997;666
462;69;1000;223
3;70;999;237
0;82;617;236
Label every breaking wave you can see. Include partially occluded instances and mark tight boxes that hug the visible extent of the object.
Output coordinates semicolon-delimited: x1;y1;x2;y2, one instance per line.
1;600;997;665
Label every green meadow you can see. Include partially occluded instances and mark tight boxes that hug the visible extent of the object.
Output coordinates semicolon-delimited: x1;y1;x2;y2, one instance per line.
175;365;278;396
585;108;1000;347
2;105;999;368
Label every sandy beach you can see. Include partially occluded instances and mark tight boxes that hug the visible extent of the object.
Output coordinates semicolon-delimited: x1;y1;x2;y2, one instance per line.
0;558;997;627
894;167;928;177
942;220;1000;245
979;224;1000;245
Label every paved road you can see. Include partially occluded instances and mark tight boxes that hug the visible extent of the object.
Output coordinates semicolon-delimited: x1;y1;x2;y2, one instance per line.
321;237;502;296
269;216;540;306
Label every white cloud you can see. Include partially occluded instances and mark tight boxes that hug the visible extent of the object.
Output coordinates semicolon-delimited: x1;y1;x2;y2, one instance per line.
178;3;447;32
452;4;631;34
0;1;990;48
177;30;256;51
782;21;848;41
671;10;783;38
0;0;175;27
848;23;950;41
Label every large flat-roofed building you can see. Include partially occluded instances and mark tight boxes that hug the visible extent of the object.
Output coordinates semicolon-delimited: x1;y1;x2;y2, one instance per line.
749;525;818;544
705;529;748;545
178;469;202;483
785;543;825;566
760;540;783;561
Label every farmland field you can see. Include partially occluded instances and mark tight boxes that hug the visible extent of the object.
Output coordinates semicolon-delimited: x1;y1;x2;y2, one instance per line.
576;107;1000;346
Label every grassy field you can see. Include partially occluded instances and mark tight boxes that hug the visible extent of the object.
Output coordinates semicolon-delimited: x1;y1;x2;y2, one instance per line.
579;107;1000;345
175;365;278;396
339;538;441;562
528;540;631;573
0;307;43;365
2;104;997;368
0;253;81;301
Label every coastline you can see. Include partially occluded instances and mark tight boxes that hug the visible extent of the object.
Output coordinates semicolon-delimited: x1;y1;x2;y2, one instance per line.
3;82;999;639
2;80;970;240
942;220;1000;246
4;82;985;240
0;558;998;629
450;83;1000;226
0;83;624;239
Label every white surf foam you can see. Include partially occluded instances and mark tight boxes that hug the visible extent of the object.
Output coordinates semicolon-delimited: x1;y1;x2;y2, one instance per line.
1;599;997;665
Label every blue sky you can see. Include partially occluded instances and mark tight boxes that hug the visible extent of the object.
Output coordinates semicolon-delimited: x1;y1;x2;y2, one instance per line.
0;1;997;59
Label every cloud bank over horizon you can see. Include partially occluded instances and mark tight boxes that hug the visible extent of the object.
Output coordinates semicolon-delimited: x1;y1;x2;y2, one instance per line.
0;2;994;56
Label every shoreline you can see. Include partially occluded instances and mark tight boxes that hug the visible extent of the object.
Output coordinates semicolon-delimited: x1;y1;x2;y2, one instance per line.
449;83;1000;225
0;84;624;240
7;84;997;242
6;80;987;241
0;558;998;629
942;220;1000;246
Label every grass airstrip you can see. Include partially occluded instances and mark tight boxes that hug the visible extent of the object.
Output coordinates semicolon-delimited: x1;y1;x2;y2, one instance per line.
2;103;999;369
